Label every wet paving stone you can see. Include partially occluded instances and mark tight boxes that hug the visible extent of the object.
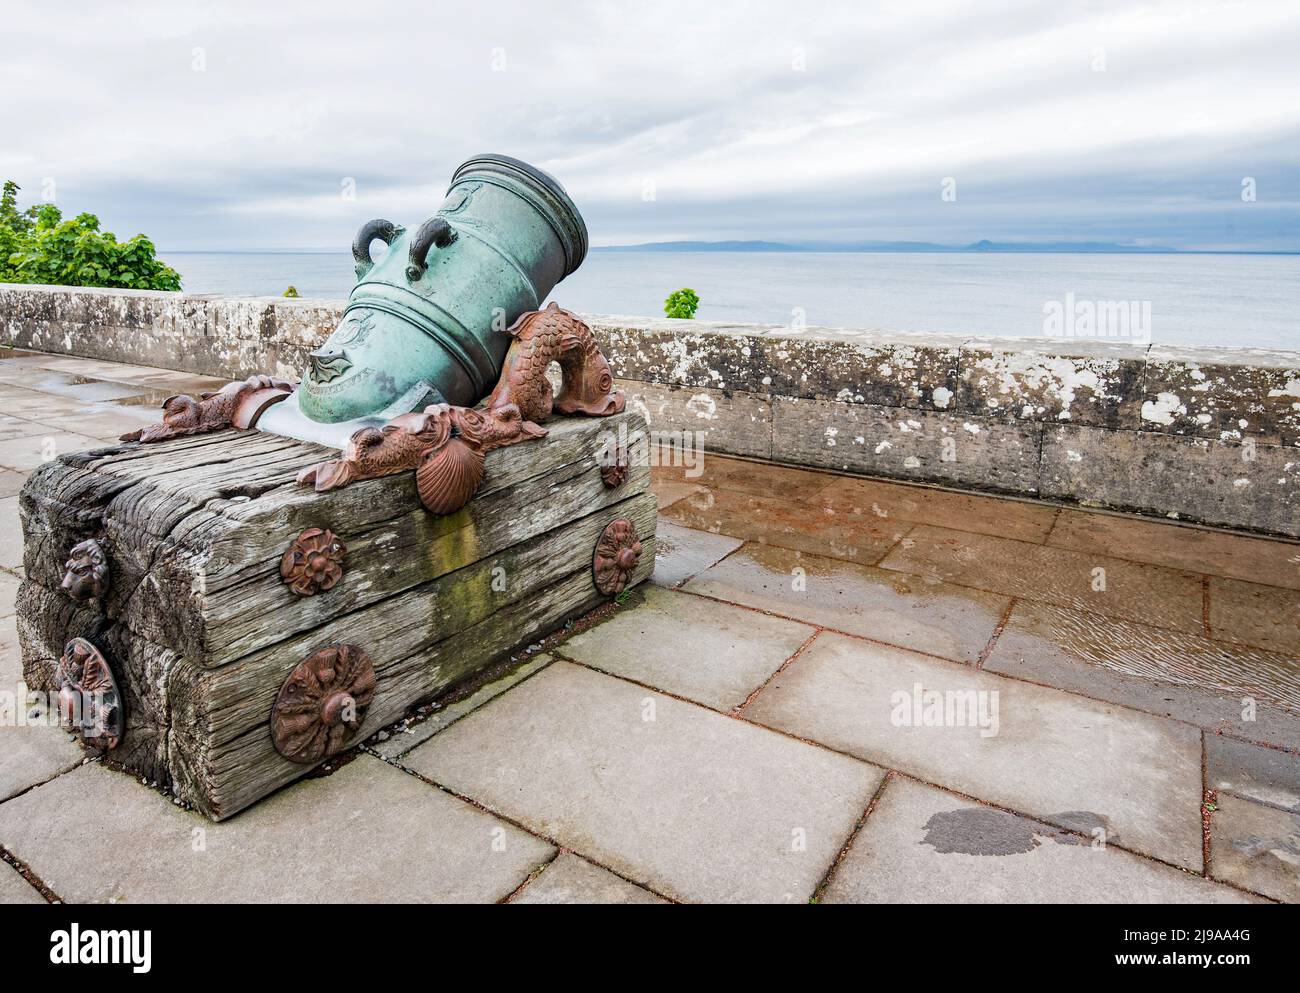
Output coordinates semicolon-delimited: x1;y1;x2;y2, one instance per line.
651;478;707;510
650;519;744;588
0;758;553;903
1208;577;1300;657
819;475;1059;544
1049;508;1300;591
660;454;841;500
823;777;1254;904
745;632;1205;869
1208;793;1300;902
560;586;812;710
661;485;908;565
0;392;92;420
880;524;1206;633
985;600;1300;715
510;852;667;904
685;542;1009;664
1206;735;1300;812
406;661;883;903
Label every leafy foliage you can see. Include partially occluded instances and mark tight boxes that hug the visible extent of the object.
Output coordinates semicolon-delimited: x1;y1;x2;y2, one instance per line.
1;181;182;291
283;285;300;297
663;286;700;320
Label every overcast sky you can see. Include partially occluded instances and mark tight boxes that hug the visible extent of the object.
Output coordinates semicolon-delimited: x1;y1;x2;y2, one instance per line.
3;0;1298;251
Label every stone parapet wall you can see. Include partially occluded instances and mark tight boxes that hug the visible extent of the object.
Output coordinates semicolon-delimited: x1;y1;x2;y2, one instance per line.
3;283;1297;536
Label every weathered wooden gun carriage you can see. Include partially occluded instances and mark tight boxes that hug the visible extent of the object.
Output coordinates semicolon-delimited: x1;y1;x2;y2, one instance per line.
17;155;656;819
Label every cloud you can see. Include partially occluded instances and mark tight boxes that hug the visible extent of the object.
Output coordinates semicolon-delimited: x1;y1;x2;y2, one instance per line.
3;0;1297;250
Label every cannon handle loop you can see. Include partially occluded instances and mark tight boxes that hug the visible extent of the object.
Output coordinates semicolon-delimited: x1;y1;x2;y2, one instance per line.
352;219;398;278
407;216;457;282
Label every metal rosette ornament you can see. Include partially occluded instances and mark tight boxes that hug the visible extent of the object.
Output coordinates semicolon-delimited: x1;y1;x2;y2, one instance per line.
592;518;644;595
279;528;347;596
271;644;377;763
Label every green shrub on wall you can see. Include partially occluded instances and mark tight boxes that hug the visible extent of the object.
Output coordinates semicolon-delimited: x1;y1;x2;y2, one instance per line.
1;181;182;291
663;287;699;320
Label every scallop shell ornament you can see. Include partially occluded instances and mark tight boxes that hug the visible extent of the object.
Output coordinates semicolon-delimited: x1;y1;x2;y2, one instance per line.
416;436;486;515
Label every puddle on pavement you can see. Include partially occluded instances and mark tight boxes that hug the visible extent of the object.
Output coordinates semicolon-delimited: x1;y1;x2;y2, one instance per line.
687;541;1008;664
661;483;908;564
112;388;185;406
1000;602;1300;712
921;807;1114;855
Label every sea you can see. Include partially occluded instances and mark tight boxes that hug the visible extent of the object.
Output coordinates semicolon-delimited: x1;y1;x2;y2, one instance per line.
160;251;1300;351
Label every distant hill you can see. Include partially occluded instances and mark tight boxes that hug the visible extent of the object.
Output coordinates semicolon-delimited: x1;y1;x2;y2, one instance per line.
596;240;805;252
594;239;1186;253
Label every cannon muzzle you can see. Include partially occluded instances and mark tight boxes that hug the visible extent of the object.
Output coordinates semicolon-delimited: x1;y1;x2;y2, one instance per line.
259;154;589;446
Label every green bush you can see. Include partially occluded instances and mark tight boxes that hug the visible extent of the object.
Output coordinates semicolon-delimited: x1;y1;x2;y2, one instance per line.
1;180;182;291
664;287;699;320
283;285;300;298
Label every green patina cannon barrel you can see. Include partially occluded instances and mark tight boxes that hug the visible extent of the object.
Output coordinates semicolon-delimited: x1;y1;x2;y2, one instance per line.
298;154;588;423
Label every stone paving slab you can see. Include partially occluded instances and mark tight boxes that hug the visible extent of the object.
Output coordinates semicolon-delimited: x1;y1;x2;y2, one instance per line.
661;486;908;566
985;600;1300;716
1208;577;1300;657
880;524;1206;633
0;572;18;618
1208;793;1300;902
560;586;812;710
823;777;1254;904
658;455;840;501
0;726;84;804
4;530;66;825
511;852;667;904
0;392;98;421
31;409;159;442
370;654;554;759
0;431;100;472
650;519;743;588
0;496;22;571
0;757;553;903
1;614;21;684
685;542;1009;664
818;475;1059;544
0;468;27;498
0;860;43;905
406;661;884;903
1048;509;1300;591
1206;735;1300;811
0;415;50;443
985;637;1300;755
744;632;1205;869
652;479;707;511
47;381;151;404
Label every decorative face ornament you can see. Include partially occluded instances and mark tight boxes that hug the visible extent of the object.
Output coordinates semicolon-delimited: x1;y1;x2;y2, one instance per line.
61;538;109;603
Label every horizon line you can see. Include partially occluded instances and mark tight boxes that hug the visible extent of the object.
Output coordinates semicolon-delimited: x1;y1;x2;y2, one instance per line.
156;243;1300;256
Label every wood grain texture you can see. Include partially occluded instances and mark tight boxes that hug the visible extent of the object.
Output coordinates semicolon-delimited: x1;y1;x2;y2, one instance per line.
18;412;656;819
